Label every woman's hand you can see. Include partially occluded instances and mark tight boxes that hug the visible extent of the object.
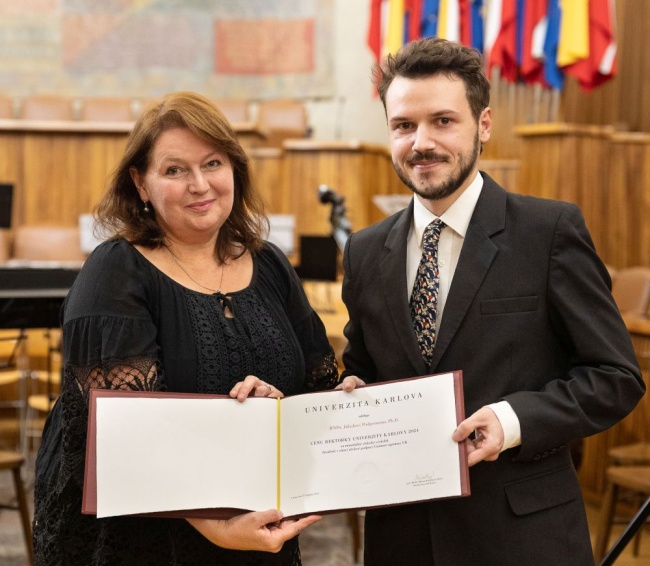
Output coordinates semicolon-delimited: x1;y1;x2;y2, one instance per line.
187;509;322;552
335;375;366;392
230;375;285;402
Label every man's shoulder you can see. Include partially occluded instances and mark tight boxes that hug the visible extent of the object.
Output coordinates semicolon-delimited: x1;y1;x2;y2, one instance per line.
480;173;580;222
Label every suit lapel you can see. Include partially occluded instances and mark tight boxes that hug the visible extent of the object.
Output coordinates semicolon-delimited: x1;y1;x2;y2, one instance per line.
429;174;507;370
380;201;429;376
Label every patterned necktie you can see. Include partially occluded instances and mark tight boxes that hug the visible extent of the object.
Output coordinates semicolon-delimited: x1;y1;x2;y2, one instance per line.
410;219;445;365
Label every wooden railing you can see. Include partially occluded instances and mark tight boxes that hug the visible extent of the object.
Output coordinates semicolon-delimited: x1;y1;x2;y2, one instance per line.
515;124;650;269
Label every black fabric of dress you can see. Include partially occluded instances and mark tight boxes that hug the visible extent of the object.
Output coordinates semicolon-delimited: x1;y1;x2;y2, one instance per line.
33;238;339;566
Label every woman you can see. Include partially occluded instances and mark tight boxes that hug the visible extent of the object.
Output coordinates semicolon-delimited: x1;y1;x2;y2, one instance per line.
33;91;340;565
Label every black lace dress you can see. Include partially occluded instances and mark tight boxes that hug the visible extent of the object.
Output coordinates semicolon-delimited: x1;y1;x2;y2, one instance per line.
33;239;339;566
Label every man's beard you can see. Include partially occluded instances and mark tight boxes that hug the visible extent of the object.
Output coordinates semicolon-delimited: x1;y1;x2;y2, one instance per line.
393;132;481;201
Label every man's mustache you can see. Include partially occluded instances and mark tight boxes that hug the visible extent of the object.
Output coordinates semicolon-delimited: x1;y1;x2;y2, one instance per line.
406;151;449;165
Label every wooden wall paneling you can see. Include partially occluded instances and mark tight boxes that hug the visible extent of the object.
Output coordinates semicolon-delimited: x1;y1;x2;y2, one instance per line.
0;132;23;227
515;124;568;199
20;133;127;226
478;159;520;193
367;150;410;226
606;134;650;269
573;129;611;260
603;137;632;269
21;134;84;225
515;125;615;261
283;141;360;239
249;147;285;214
80;133;129;213
281;141;405;249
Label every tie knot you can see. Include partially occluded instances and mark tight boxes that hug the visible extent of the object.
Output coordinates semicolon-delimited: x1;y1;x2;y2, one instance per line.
422;219;445;251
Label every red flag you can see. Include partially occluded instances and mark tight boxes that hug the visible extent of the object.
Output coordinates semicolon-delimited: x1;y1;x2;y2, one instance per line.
459;0;472;47
488;0;518;82
520;0;547;85
368;0;383;63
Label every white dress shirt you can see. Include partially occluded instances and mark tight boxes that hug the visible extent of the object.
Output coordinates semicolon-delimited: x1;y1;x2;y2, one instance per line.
406;172;521;451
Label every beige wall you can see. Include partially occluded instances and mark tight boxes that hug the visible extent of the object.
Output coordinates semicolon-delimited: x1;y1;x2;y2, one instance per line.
307;1;388;145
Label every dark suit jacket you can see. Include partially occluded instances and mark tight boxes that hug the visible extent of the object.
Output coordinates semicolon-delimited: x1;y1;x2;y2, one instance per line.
341;173;645;566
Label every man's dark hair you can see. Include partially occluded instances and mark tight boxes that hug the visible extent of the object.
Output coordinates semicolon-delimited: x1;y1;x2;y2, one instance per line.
374;37;491;121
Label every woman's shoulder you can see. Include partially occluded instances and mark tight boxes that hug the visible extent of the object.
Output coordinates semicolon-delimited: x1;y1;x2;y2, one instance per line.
85;237;138;265
65;238;153;319
255;241;297;282
83;238;157;280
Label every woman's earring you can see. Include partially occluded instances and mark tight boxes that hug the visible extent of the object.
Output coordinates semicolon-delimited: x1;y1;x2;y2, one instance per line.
143;201;150;213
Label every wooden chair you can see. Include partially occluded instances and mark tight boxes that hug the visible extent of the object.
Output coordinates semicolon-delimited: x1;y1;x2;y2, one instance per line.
611;267;650;316
79;97;134;121
20;95;74;121
22;329;61;453
12;225;85;262
257;99;310;147
0;95;15;119
0;450;34;565
132;97;160;118
0;331;29;451
593;466;650;563
214;99;249;124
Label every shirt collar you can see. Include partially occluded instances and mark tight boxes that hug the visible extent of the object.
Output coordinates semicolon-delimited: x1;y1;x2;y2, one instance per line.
412;171;483;247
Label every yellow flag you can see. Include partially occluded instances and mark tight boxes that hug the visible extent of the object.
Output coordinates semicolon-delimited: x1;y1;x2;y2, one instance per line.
557;0;590;66
386;0;405;55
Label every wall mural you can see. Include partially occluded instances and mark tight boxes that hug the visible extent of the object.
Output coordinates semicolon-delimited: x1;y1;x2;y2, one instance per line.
0;0;334;99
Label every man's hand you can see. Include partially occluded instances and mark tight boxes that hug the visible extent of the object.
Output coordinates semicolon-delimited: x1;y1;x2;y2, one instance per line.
452;406;504;466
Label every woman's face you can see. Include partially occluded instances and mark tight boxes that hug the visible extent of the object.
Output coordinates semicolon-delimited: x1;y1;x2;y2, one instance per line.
131;127;235;245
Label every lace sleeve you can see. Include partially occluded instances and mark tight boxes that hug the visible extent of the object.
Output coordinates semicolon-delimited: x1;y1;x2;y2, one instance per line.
304;349;340;392
57;356;163;489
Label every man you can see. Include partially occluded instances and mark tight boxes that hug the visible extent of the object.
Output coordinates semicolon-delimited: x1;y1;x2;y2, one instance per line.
338;38;645;565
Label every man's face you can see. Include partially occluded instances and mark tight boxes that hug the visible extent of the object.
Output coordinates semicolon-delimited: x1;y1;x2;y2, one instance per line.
385;74;491;213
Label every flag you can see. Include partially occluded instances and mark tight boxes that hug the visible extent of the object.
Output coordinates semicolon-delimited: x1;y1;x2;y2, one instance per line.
563;0;618;91
542;0;564;89
557;0;589;67
386;0;406;54
484;0;504;66
437;0;461;41
368;0;383;63
421;0;440;37
405;0;424;41
470;0;485;51
460;0;472;47
521;0;548;84
488;0;518;82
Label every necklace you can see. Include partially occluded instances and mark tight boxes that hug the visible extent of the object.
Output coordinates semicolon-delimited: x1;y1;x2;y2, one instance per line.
167;247;225;294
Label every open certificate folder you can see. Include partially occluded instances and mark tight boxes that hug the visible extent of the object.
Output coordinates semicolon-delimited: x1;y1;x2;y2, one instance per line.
83;371;469;519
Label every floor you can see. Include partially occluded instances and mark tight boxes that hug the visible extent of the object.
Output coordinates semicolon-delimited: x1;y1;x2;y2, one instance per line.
0;455;648;565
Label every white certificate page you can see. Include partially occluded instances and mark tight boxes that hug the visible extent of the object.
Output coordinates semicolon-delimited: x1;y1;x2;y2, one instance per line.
95;397;278;518
279;373;464;516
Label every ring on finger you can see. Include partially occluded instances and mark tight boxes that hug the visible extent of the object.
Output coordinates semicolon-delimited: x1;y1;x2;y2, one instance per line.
262;383;272;395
